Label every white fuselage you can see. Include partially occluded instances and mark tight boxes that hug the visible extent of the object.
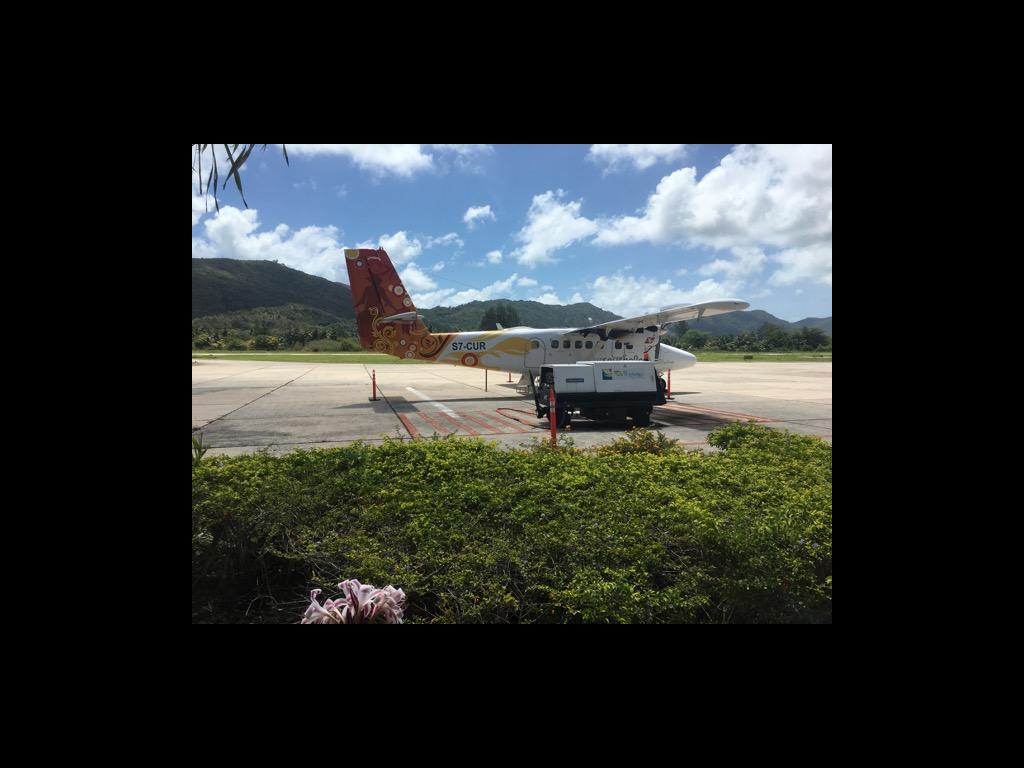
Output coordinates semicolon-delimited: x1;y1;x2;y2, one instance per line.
424;326;697;374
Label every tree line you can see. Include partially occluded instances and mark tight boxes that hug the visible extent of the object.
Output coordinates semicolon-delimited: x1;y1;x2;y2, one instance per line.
192;322;361;351
663;323;831;352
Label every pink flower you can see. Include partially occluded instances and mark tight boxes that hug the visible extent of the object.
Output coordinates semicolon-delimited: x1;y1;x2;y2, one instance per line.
301;580;406;624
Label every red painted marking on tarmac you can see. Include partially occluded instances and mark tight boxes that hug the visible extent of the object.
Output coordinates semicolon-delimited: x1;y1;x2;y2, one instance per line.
441;412;480;436
417;411;452;434
494;408;542;431
397;414;422;439
481;410;532;434
459;412;507;434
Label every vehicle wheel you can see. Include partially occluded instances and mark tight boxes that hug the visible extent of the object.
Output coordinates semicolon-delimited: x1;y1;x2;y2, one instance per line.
556;408;570;428
633;410;651;427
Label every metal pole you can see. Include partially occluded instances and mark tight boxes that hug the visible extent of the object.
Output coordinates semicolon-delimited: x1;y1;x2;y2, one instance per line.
485;369;488;392
549;384;557;446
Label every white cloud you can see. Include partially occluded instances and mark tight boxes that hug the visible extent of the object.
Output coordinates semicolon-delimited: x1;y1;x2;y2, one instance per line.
587;144;688;172
192;192;213;226
513;190;598;267
530;292;565;305
399;263;439;292
575;272;743;319
698;247;766;279
432;144;493;155
286;144;434;177
191;206;345;282
769;243;832;286
595;144;832;286
414;273;522;309
356;231;423;265
675;267;689;277
431;145;494;173
432;261;446;272
486;250;503;264
282;144;493;177
515;277;538;287
569;292;585;304
426;232;465;249
463;205;496;229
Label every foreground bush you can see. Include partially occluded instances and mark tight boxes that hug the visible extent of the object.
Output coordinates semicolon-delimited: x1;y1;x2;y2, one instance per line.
192;425;831;623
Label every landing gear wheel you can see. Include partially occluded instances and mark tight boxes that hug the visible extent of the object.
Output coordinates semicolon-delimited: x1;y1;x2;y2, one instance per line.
556;408;571;428
632;410;651;427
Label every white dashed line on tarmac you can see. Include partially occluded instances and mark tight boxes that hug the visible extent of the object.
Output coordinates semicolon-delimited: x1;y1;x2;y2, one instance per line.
406;387;459;416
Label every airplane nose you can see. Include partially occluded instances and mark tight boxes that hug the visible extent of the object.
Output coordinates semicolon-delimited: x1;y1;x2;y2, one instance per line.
656;344;697;370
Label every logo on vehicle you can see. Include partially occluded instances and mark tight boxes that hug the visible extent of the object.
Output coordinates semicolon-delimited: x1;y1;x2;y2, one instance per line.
461;353;479;367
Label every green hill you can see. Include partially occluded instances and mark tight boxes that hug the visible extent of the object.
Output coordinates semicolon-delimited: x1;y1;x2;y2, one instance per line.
686;310;831;337
192;259;354;318
192;304;356;337
794;316;832;335
420;300;620;331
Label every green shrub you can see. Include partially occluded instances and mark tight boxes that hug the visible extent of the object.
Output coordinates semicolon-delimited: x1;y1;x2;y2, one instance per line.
595;428;681;456
192;434;208;467
192;425;831;623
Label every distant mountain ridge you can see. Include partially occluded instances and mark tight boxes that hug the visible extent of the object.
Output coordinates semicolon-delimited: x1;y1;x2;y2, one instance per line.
191;258;829;335
793;316;832;335
686;309;832;337
192;259;354;318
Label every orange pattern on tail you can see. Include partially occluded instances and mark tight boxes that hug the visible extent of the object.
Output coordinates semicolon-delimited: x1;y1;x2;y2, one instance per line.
344;248;452;360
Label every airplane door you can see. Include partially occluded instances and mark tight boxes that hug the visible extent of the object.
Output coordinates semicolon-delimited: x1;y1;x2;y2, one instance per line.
525;338;545;370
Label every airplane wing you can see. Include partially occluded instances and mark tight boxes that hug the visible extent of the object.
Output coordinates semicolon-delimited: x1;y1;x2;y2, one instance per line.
567;299;750;338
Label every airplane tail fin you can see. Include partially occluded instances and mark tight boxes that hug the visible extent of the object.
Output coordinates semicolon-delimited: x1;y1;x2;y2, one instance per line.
344;248;446;359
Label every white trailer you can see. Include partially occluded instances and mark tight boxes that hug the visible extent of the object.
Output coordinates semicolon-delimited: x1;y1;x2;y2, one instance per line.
534;361;666;427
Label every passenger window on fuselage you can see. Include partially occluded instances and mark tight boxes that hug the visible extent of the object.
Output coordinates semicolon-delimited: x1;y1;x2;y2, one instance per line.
615;341;623;349
585;341;593;349
551;340;558;349
531;340;540;349
574;340;582;349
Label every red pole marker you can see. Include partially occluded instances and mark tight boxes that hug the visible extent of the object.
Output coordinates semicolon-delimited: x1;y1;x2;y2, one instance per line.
667;369;672;399
549;385;557;446
508;372;512;382
370;369;380;401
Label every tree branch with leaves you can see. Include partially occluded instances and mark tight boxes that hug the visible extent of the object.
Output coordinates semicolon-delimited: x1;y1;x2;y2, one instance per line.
192;144;289;211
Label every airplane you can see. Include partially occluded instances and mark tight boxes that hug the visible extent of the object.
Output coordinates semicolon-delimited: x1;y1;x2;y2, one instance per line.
344;247;749;379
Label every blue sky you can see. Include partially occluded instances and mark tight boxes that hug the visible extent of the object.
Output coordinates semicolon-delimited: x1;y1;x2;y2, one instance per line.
192;144;832;322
